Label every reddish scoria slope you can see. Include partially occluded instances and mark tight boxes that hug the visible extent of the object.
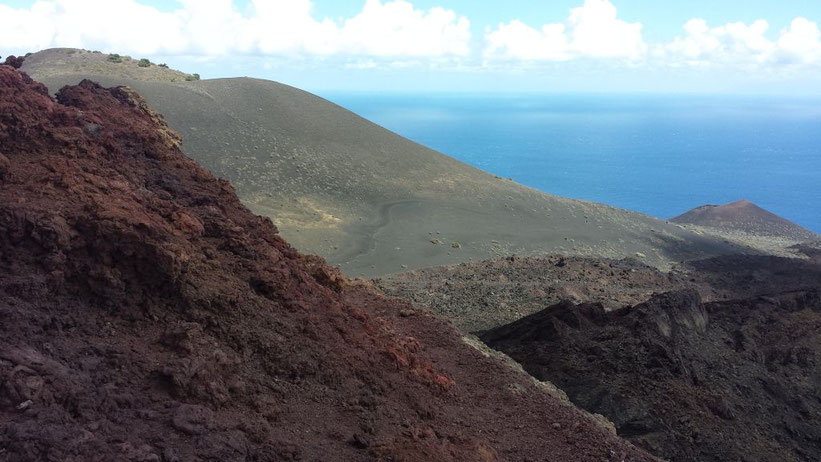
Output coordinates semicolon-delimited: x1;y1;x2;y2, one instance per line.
671;199;818;241
0;65;654;461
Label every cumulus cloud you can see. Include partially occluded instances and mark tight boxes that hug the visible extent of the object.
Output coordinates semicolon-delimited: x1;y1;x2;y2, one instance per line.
340;0;470;57
4;0;821;75
0;0;471;59
660;17;821;68
484;0;646;62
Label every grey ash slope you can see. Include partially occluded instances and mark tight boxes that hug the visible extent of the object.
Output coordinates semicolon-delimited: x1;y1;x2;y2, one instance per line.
672;199;818;241
24;48;743;277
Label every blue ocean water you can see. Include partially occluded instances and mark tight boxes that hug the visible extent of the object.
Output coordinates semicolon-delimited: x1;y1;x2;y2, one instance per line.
321;93;821;233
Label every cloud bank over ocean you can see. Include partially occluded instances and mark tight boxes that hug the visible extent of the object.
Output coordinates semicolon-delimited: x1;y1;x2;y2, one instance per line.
3;0;821;92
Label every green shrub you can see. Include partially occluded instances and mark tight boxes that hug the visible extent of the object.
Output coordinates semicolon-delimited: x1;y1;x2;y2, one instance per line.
185;73;201;81
158;63;169;68
107;53;122;63
138;58;151;67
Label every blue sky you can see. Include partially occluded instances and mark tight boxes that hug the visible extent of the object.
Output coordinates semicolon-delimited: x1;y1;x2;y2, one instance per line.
119;0;821;40
312;0;821;41
3;0;821;94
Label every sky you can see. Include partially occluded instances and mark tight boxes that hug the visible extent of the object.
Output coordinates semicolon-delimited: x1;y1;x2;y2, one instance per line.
2;0;821;94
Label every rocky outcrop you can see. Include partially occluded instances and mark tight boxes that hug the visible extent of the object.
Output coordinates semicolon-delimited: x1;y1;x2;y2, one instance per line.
2;55;24;69
482;288;821;461
0;65;654;461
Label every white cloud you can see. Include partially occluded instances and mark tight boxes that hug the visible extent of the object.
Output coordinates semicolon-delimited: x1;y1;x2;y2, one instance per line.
660;17;821;68
0;0;471;60
774;18;821;64
484;0;646;62
484;20;571;61
4;0;821;76
339;0;470;57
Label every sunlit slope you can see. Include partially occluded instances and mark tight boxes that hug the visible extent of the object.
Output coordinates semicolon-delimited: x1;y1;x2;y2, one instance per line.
672;199;818;241
26;49;741;276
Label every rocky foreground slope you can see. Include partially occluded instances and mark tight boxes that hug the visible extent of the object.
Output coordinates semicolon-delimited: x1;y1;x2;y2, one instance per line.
0;66;655;460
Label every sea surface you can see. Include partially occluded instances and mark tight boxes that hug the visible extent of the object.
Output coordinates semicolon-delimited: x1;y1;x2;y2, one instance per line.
321;92;821;234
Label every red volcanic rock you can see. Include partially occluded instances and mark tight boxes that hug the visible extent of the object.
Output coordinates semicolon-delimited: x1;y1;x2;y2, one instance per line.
0;65;654;461
3;55;24;69
0;152;9;180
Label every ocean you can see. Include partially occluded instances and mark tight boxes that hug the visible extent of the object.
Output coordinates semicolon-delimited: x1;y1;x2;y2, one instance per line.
321;92;821;234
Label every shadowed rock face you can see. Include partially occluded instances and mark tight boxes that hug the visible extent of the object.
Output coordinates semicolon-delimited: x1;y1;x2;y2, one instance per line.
482;287;821;462
672;199;818;241
3;55;24;69
21;48;745;277
0;65;656;461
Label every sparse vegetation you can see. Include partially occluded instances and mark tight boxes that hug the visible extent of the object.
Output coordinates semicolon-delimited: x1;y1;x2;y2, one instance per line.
107;53;123;63
138;58;151;67
185;73;201;81
158;63;169;68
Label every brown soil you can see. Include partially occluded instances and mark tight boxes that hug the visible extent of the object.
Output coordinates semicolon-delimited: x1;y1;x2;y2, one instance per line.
0;66;654;461
480;271;821;461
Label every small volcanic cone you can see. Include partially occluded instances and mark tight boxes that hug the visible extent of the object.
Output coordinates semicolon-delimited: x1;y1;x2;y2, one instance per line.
671;199;818;241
